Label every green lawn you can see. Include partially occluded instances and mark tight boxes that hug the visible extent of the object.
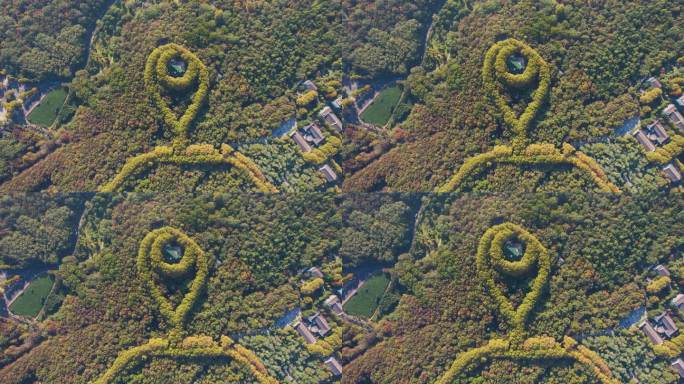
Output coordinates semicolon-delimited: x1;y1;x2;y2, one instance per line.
27;87;68;127
343;274;390;318
360;85;402;126
9;274;54;318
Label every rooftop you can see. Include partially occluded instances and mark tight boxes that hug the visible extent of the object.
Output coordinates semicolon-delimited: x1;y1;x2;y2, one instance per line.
294;321;317;344
639;320;664;345
632;129;656;152
655;312;679;338
647;77;662;88
319;164;338;182
324;357;342;376
308;266;324;278
302;123;325;146
303;80;317;91
672;358;684;378
672;293;684;308
654;264;671;277
313;314;331;336
290;130;312;153
646;121;669;145
663;163;682;183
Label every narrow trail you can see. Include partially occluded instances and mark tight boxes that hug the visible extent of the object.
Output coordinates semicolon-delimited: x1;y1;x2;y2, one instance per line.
408;196;427;255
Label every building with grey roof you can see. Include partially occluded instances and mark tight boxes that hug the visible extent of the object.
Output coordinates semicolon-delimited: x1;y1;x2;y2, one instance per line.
672;294;684;312
663;163;682;183
313;313;331;336
655;264;671;277
290;130;312;153
319;106;343;131
324;294;344;315
639;320;664;345
303;80;318;91
647;77;662;89
655;312;679;339
319;164;338;182
295;321;317;344
324;357;342;376
646;120;670;144
302;122;325;146
671;358;684;378
633;129;656;152
663;104;684;131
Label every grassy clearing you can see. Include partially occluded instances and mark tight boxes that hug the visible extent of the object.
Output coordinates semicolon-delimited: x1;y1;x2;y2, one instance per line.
343;273;390;318
360;85;402;126
27;87;68;127
9;274;54;318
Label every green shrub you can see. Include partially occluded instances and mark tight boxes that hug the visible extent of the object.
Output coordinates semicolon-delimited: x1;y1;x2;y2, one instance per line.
300;277;324;296
646;275;670;294
296;90;318;107
639;87;662;105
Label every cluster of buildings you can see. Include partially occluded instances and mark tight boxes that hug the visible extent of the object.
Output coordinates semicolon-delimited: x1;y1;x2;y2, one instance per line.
638;264;684;378
293;266;344;377
633;98;684;183
632;81;684;183
290;122;325;153
639;311;678;346
294;312;332;344
287;79;345;184
640;305;684;379
633;120;670;152
297;80;343;131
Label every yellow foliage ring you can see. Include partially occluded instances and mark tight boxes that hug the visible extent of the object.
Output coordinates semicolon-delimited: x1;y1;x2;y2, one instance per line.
488;225;545;278
482;38;551;146
155;49;200;92
144;44;209;146
148;228;200;279
137;227;209;329
493;44;540;90
477;223;550;332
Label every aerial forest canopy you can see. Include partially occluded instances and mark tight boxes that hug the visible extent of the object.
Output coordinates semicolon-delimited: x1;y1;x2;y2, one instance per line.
0;192;680;383
0;0;683;383
0;0;680;193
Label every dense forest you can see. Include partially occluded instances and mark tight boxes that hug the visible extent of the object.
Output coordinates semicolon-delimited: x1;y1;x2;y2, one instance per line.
1;0;681;193
343;192;684;383
343;0;683;192
1;0;683;383
0;192;418;383
0;0;111;80
0;0;440;193
0;192;681;383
